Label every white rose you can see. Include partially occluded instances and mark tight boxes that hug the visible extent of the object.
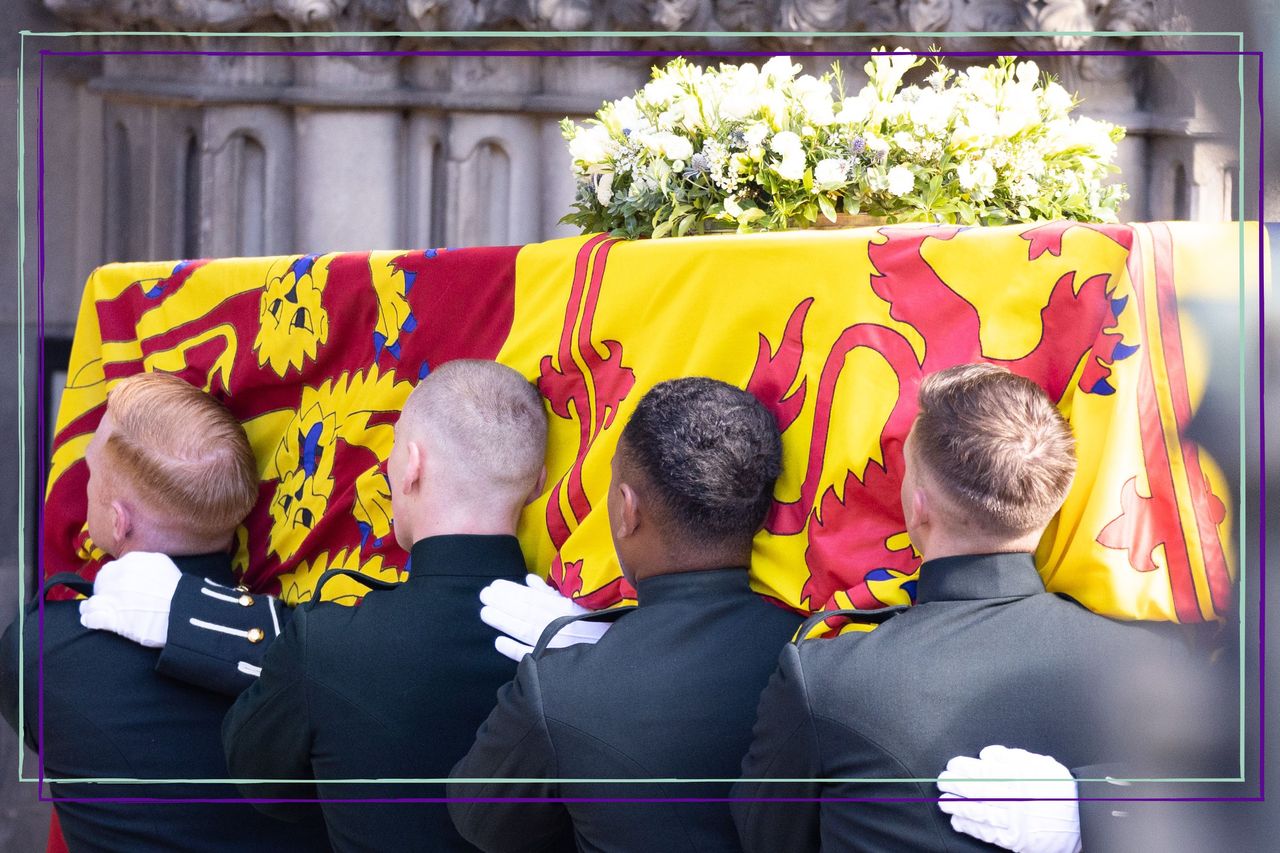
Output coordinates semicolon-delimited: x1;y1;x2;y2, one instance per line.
663;134;694;161
771;130;803;156
774;152;806;182
813;158;848;190
887;165;915;196
723;196;744;218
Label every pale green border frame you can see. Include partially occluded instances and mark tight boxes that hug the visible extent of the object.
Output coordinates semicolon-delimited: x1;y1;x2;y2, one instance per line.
13;29;1255;789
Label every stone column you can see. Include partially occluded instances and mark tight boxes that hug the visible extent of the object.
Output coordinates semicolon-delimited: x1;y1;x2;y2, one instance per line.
292;56;404;251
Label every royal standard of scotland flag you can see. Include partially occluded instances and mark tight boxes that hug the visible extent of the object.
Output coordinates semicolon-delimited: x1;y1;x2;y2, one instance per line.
43;222;1253;623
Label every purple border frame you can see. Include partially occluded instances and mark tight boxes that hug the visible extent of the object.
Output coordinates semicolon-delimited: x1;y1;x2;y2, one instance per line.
26;42;1266;808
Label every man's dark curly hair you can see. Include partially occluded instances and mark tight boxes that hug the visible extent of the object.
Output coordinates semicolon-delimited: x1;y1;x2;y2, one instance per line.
619;377;782;544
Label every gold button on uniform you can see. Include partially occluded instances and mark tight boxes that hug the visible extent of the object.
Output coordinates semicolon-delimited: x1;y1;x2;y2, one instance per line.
247;628;265;644
239;594;254;607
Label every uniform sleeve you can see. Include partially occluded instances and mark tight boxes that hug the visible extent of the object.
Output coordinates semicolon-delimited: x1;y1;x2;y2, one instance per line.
221;606;318;821
732;644;823;853
157;576;293;696
447;655;573;853
0;614;23;742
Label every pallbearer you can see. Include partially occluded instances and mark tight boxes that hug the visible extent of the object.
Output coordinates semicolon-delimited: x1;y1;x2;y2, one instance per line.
450;377;804;853
0;372;332;852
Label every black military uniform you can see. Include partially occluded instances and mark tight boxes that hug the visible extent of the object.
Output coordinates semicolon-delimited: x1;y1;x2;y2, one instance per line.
448;566;804;853
732;552;1209;853
155;569;291;696
222;534;569;853
0;553;332;853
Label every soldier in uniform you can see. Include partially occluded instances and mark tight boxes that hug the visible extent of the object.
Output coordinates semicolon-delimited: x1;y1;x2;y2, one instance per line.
448;376;804;853
0;371;332;852
732;363;1210;852
215;359;575;853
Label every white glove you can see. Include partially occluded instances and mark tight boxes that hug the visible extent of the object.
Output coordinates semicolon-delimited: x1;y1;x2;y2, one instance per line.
479;574;611;662
79;551;183;649
937;745;1082;853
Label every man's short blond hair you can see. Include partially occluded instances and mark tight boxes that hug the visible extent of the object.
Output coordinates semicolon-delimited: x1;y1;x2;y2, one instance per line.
104;372;258;538
912;363;1076;536
399;360;547;495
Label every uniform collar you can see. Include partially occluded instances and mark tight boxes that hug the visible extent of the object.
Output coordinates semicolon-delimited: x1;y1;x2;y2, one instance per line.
634;566;751;606
915;552;1045;603
171;552;238;587
407;534;525;578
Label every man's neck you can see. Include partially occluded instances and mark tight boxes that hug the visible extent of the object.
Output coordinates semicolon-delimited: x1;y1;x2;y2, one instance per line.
628;540;752;583
917;529;1042;563
115;529;231;559
402;499;524;543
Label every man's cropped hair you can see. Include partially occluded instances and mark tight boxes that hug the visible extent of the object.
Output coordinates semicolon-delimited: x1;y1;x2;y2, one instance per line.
913;363;1076;535
400;359;547;493
621;377;781;544
105;371;258;537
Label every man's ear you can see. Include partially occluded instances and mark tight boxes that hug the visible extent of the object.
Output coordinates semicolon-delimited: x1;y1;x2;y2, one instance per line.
402;440;424;494
615;482;641;539
525;466;548;507
110;500;131;548
906;488;929;532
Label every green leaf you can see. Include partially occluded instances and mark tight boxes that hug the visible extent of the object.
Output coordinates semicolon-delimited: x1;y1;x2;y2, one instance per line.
817;193;838;223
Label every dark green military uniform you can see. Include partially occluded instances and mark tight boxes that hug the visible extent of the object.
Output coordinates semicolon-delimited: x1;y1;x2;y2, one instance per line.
0;553;332;853
449;566;804;853
733;552;1210;853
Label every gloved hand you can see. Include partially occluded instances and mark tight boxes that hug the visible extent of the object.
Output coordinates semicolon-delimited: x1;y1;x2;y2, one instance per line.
79;551;183;648
479;574;611;662
937;745;1082;853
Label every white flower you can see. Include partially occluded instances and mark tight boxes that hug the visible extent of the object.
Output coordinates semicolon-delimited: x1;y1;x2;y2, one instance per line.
723;196;744;217
743;123;770;147
795;74;837;125
774;152;806;181
771;132;806;180
643;76;679;106
567;125;609;164
892;131;920;155
1013;174;1040;199
761;55;800;85
1042;82;1074;118
644;132;694;161
596;171;614;205
887;165;915;196
957;160;997;198
664;134;694;161
760;90;789;128
814;158;848;190
611;96;643;131
720;90;755;121
770;130;803;157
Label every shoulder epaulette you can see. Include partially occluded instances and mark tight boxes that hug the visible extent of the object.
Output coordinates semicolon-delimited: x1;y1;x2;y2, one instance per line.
307;569;401;610
532;605;636;657
42;572;94;599
793;605;909;644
